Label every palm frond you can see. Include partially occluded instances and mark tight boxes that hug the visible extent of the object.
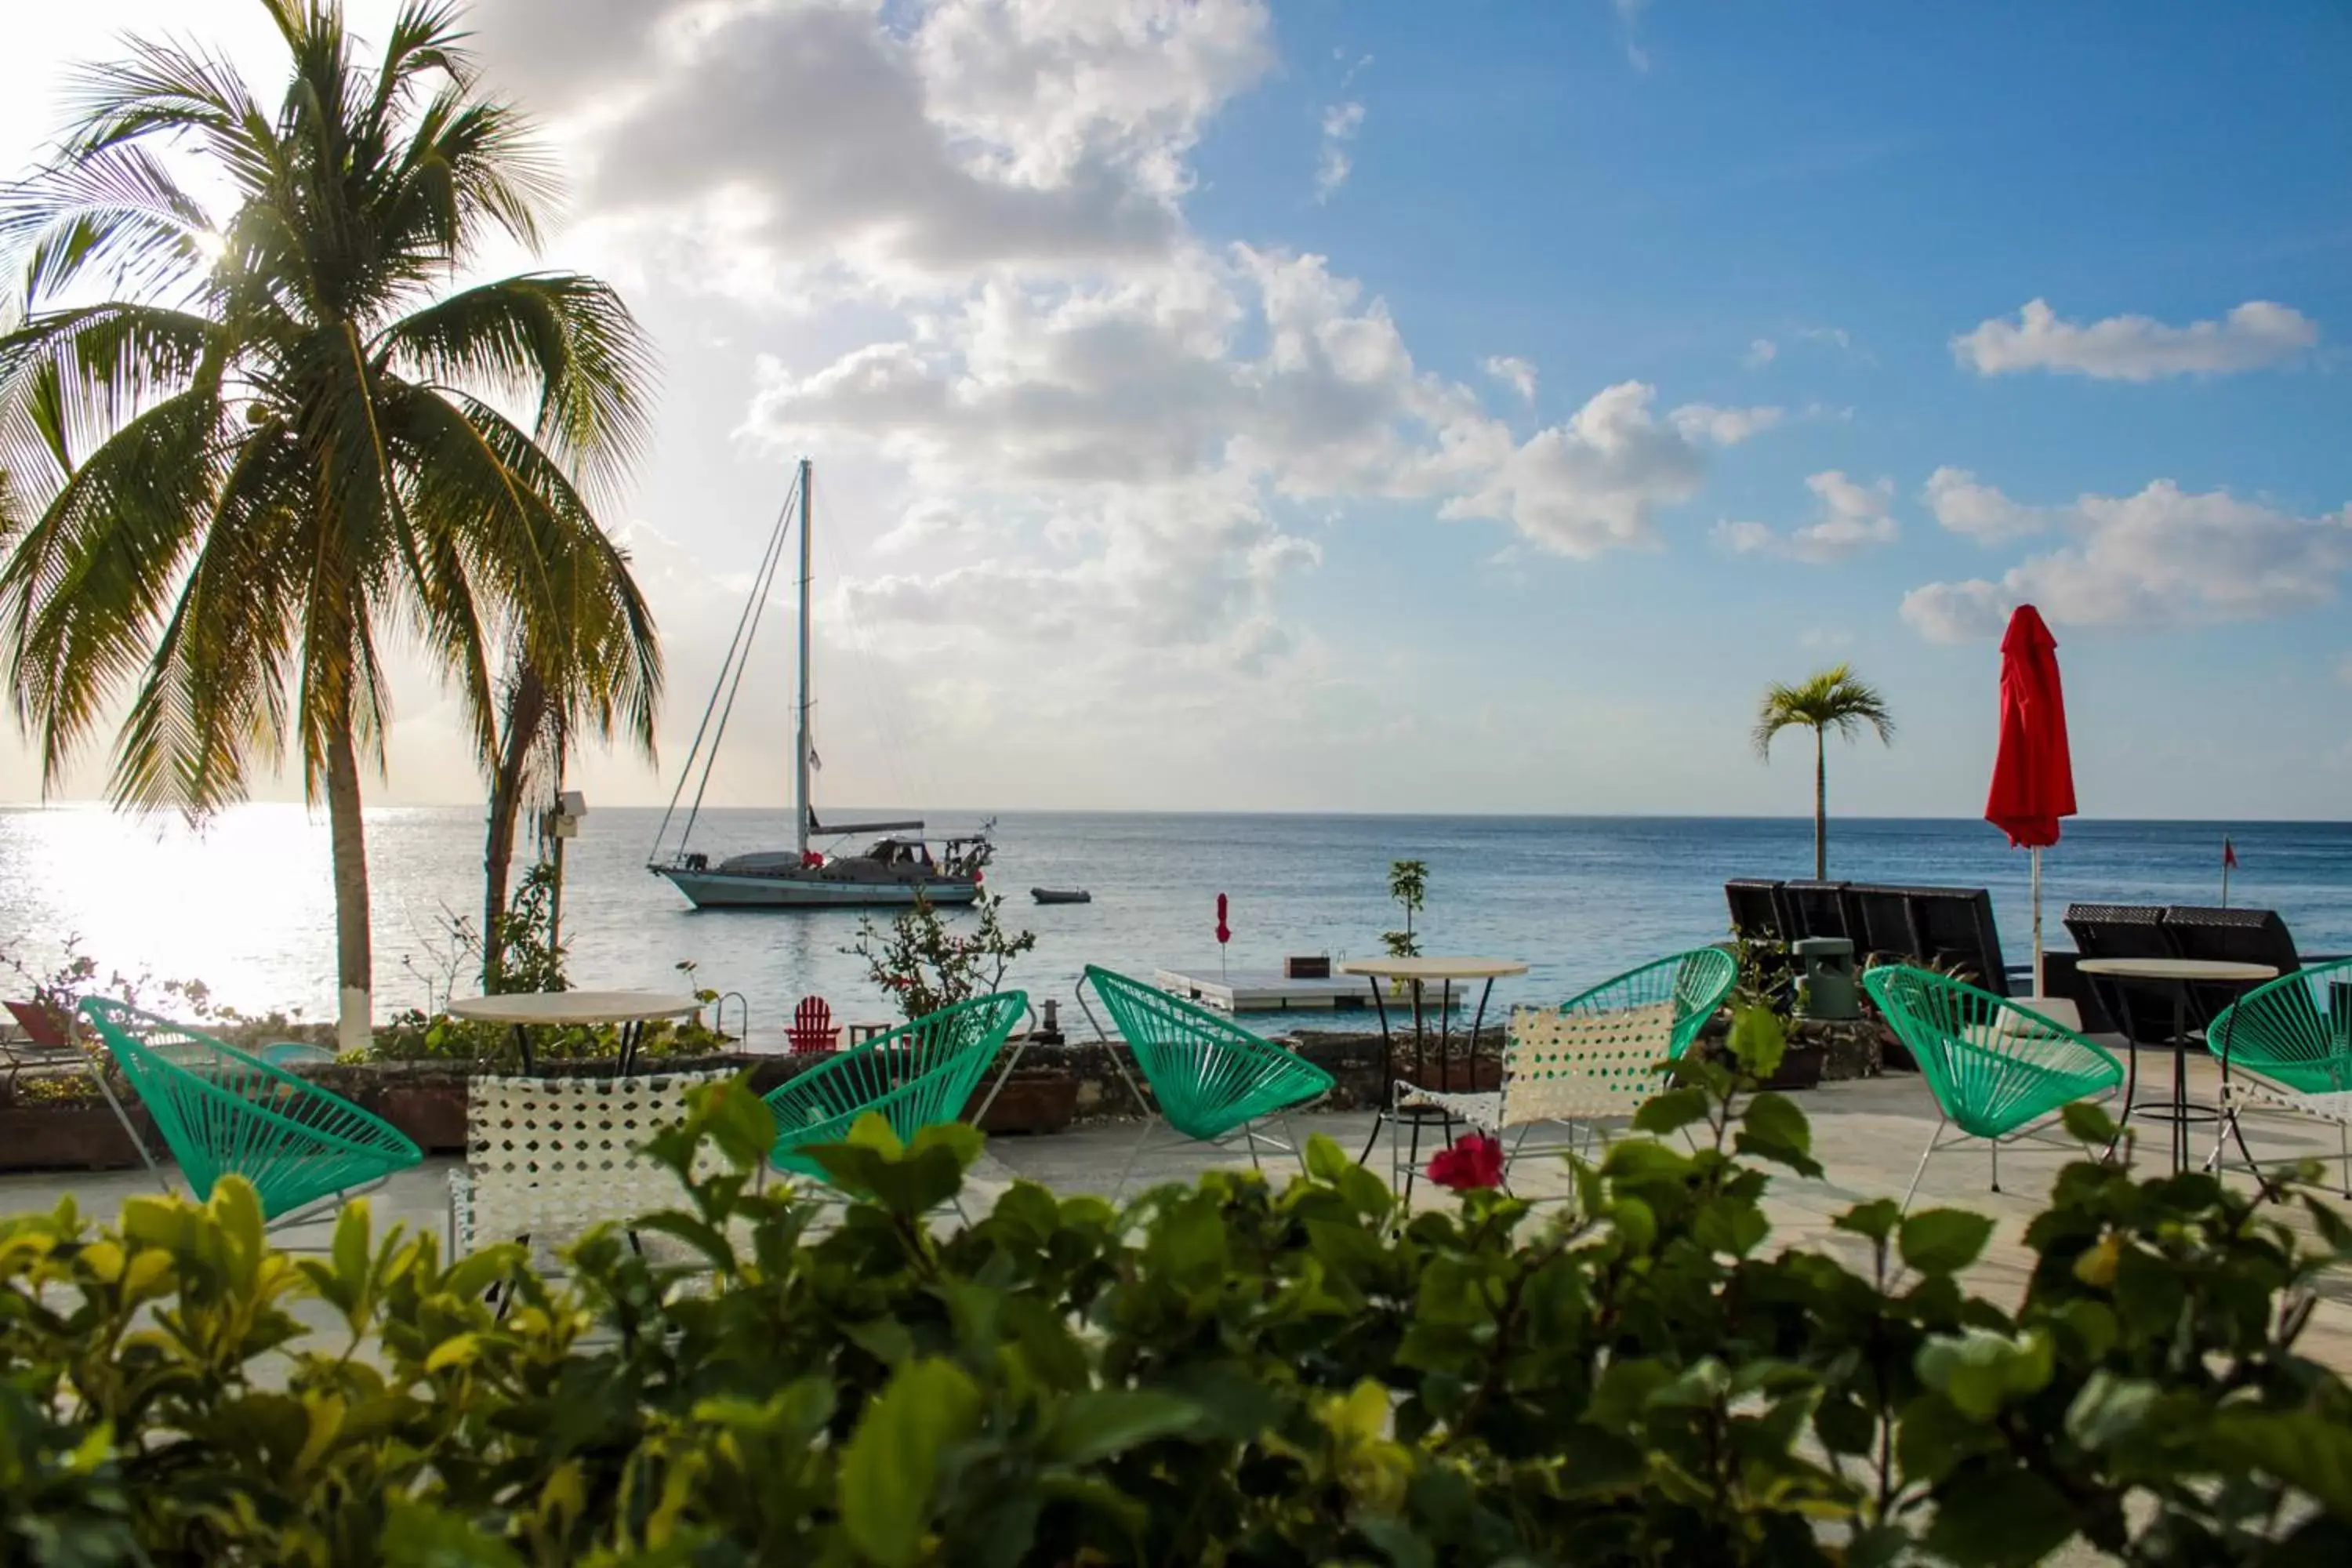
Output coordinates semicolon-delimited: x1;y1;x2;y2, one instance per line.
379;272;654;494
0;390;227;791
1754;662;1896;759
0;304;220;481
0;143;217;302
391;387;660;754
111;431;307;815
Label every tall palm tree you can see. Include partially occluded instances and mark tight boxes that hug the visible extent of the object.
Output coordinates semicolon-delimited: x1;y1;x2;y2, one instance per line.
1754;663;1895;880
0;0;660;1051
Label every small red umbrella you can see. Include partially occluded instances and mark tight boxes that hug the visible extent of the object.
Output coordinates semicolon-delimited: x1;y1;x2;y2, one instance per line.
1984;604;2076;993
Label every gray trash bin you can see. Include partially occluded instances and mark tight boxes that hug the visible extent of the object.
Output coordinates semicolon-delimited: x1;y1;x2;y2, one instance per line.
1794;936;1859;1021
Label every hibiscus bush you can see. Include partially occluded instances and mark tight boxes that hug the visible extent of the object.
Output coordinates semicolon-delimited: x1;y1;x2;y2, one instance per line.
2;1019;2349;1564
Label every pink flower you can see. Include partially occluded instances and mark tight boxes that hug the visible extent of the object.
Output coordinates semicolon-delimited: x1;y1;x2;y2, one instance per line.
1427;1133;1504;1192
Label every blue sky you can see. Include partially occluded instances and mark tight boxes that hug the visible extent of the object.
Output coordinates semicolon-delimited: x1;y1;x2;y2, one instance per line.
3;0;2349;820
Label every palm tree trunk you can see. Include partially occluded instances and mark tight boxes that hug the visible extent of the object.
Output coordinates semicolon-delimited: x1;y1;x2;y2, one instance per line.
482;663;550;994
1813;726;1828;881
325;720;373;1054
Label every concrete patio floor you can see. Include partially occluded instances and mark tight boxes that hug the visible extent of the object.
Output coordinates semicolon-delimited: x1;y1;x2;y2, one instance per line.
2;1058;2347;1368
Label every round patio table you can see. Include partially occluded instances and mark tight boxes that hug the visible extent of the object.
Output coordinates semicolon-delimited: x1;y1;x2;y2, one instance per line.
446;990;703;1076
2076;957;2274;1175
1338;956;1528;1196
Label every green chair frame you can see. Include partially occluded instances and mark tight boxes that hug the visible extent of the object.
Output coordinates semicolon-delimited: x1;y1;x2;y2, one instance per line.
1077;966;1336;1199
1400;947;1739;1192
2204;958;2352;1199
761;990;1029;1189
79;999;423;1227
1862;965;2123;1209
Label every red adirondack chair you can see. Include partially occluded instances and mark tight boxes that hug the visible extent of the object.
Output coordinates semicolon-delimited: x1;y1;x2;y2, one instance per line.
787;996;840;1055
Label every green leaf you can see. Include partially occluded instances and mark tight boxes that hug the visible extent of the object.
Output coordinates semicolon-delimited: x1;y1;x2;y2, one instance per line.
1632;1086;1710;1136
2063;1370;2158;1453
838;1358;983;1568
1834;1197;1901;1244
1734;1091;1822;1177
695;1076;779;1167
1923;1468;2077;1567
2060;1100;2120;1148
1915;1327;2053;1421
382;1498;529;1566
1044;1389;1202;1465
1727;1004;1787;1082
2214;1408;2352;1518
1305;1133;1354;1182
1898;1208;1994;1276
1356;1513;1436;1568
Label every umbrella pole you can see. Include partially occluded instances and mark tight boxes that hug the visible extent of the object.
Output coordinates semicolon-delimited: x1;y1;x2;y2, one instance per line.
2031;846;2044;997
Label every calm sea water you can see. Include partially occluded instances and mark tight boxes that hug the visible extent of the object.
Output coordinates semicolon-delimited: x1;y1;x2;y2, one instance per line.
1;805;2344;1042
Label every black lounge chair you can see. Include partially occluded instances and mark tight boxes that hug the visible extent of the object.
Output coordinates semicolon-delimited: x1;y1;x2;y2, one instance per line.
2161;906;2301;1029
1725;879;1784;942
2063;904;2177;1043
1773;880;1853;944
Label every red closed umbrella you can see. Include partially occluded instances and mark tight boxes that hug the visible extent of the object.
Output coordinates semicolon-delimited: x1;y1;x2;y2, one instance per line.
1984;604;2076;993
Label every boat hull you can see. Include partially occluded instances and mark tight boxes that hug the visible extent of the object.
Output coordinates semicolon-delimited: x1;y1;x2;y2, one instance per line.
655;866;983;909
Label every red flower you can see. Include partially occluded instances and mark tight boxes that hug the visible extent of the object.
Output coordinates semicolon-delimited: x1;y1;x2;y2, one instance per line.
1426;1133;1504;1192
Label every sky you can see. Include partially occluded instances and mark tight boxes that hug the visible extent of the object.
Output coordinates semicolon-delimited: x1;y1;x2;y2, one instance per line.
3;0;2350;822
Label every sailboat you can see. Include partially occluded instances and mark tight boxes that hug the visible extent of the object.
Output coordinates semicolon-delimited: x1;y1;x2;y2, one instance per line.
647;459;996;909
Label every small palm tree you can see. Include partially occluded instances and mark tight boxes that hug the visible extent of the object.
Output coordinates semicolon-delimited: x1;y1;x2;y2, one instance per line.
0;0;659;1050
1754;664;1895;880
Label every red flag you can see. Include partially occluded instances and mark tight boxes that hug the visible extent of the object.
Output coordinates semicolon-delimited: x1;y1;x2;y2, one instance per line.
2223;837;2238;870
1214;892;1231;946
1984;605;2077;848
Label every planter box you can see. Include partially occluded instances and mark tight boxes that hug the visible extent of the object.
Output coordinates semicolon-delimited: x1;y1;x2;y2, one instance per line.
966;1072;1079;1135
372;1083;470;1153
0;1104;158;1172
1766;1043;1827;1092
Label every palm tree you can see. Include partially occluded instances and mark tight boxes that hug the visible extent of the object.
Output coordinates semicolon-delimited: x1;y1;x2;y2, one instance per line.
1754;664;1895;880
0;0;660;1051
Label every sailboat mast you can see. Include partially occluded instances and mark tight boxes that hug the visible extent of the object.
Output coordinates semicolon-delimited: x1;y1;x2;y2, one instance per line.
794;458;814;862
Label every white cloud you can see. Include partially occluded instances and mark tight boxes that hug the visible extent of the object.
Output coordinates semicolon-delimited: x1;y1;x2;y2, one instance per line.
1483;354;1538;403
1316;100;1366;201
1714;470;1899;564
1953;298;2320;380
1443;383;1773;557
1903;479;2352;642
1922;466;2056;543
1671;403;1783;445
1744;337;1777;368
1611;0;1652;71
476;0;1273;285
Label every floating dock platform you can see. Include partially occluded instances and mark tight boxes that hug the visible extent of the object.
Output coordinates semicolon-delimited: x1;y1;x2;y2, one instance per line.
1152;967;1369;1011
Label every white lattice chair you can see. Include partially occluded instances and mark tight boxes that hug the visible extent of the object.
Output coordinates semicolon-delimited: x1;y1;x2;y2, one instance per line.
448;1070;739;1272
1398;1002;1679;1189
1392;949;1740;1192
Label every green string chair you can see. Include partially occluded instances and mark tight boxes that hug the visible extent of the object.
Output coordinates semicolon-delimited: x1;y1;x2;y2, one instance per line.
1861;965;2123;1209
2204;958;2352;1197
1396;947;1738;1192
762;990;1028;1186
1078;966;1336;1199
79;999;423;1227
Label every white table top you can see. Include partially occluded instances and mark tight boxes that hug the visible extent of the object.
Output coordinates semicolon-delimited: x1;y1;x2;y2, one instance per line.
1338;956;1529;982
2074;958;2277;983
446;990;704;1026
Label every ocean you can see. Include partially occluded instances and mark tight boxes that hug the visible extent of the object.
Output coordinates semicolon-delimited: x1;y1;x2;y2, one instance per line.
2;805;2344;1043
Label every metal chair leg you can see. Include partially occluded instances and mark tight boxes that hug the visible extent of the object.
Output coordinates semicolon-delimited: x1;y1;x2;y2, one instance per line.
1110;1118;1161;1201
1989;1134;2000;1195
1900;1113;1947;1214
